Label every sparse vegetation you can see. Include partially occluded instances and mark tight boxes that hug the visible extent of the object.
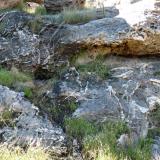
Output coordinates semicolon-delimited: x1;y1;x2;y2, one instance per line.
61;8;97;24
24;87;33;99
149;103;160;127
49;101;78;124
0;68;31;87
154;71;160;76
0;68;33;99
0;146;50;160
65;118;96;140
27;18;43;33
77;57;109;79
0;109;15;127
35;6;47;15
64;118;153;160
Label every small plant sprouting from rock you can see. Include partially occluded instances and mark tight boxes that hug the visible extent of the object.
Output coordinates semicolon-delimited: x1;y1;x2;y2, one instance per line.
0;109;15;127
49;100;78;125
149;103;160;128
0;67;33;99
0;68;31;87
65;118;96;141
24;87;33;99
77;56;109;79
27;18;43;34
34;6;47;15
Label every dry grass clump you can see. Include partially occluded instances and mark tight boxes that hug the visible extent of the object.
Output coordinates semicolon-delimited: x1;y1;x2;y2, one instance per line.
61;8;97;24
0;146;50;160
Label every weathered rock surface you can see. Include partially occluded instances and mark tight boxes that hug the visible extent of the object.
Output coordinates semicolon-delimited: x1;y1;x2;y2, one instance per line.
47;56;160;143
25;0;44;4
152;137;160;160
0;11;55;75
54;0;160;56
0;0;159;74
0;85;67;157
0;0;21;9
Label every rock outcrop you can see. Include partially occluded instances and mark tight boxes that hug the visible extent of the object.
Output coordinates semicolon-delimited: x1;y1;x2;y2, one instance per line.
0;85;67;157
53;0;160;56
0;0;160;159
47;56;160;148
0;0;159;75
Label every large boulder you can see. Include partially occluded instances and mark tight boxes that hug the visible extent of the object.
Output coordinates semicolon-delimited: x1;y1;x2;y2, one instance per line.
52;0;160;56
0;0;159;75
0;0;21;9
0;11;55;76
0;85;67;157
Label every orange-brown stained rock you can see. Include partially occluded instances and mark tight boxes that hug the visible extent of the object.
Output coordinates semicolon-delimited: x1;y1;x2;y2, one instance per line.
0;0;21;9
25;0;44;4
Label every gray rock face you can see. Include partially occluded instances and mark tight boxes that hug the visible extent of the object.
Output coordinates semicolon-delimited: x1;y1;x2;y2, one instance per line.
0;85;66;156
50;56;160;141
0;11;58;75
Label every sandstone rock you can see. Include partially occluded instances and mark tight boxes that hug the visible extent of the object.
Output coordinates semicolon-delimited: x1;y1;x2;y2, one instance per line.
0;0;21;9
25;0;44;4
0;0;159;75
53;0;160;56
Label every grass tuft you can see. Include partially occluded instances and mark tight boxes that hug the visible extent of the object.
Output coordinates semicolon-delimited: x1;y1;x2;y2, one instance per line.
0;146;50;160
61;8;97;24
0;109;15;127
64;118;153;160
0;68;31;87
77;57;109;79
65;118;96;140
83;121;152;160
24;87;33;99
